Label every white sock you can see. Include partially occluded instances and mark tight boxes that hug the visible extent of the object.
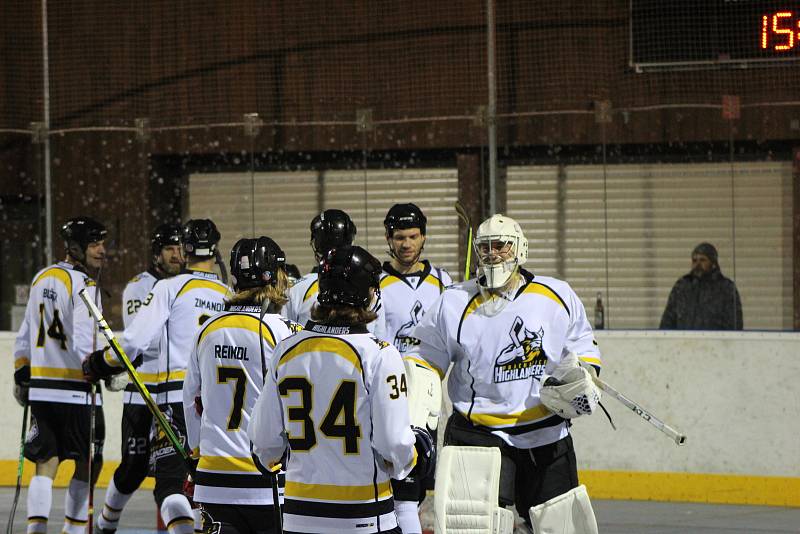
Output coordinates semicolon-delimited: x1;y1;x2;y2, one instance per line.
394;499;422;534
62;478;90;534
26;475;52;534
97;478;134;530
160;493;195;534
193;507;203;533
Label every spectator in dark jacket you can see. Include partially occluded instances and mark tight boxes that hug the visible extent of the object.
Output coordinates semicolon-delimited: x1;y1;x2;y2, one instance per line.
660;243;743;330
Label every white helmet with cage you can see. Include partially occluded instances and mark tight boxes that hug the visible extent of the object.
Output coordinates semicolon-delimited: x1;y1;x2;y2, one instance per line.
473;214;528;289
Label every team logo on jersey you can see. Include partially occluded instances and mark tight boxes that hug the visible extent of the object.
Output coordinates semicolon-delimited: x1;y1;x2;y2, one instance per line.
493;317;548;383
281;318;303;334
394;300;424;353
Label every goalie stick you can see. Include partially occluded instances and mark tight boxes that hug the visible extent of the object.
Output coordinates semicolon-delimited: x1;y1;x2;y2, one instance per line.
454;201;473;280
579;361;687;446
78;289;195;472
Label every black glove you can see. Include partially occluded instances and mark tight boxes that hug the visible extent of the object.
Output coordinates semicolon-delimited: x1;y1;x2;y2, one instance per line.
411;426;436;479
82;347;119;382
13;366;31;407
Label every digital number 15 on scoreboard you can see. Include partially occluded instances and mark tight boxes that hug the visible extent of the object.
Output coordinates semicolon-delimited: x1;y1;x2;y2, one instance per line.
761;11;800;51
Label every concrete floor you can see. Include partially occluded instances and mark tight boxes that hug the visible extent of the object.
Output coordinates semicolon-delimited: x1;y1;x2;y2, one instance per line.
2;487;799;533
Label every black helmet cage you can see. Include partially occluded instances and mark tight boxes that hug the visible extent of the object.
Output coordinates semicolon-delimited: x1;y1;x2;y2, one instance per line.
183;219;220;257
383;203;427;236
151;223;183;257
310;209;357;257
317;245;382;308
230;236;286;291
60;216;108;263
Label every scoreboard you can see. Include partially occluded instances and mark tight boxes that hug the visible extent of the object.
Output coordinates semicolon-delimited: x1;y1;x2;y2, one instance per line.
631;1;800;69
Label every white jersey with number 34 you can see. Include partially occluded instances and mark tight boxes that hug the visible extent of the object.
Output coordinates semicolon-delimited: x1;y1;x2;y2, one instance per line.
249;323;417;533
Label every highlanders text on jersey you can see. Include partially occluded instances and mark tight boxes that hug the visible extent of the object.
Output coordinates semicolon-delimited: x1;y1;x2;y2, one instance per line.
380;260;451;355
121;270;162;405
120;269;231;404
283;272;388;340
249;323;417;534
14;262;103;405
413;270;602;449
183;305;301;505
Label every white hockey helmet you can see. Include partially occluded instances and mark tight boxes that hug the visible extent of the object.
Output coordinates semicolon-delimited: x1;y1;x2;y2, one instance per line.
473;214;528;289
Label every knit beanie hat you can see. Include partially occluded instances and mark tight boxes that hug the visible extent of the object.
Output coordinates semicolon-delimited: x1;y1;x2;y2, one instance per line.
692;242;719;267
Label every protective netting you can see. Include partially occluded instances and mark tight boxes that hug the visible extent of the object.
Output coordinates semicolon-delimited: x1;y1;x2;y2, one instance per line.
3;1;799;131
1;0;798;329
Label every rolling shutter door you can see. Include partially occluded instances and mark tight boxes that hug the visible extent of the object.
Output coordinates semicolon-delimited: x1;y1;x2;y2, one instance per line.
189;168;459;280
506;161;792;330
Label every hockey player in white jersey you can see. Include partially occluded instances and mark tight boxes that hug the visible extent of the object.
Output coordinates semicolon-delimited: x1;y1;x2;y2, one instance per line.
413;214;603;533
13;216;107;534
96;223;184;533
249;245;435;534
283;209;386;339
380;203;451;533
183;236;301;534
84;218;231;534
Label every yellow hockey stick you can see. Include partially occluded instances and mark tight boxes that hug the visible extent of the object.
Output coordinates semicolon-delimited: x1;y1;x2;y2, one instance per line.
78;289;194;468
454;201;473;280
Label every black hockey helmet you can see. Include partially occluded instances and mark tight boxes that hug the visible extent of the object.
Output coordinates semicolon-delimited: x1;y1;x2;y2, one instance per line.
310;209;356;257
230;236;286;290
150;223;183;257
60;216;107;262
384;203;427;236
318;245;381;308
183;219;220;258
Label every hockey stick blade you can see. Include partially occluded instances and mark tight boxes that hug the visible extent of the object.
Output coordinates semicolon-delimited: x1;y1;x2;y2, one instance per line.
580;361;687;446
78;289;194;469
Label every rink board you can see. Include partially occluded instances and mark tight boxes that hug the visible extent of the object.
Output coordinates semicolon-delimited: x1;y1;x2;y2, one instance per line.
1;330;798;506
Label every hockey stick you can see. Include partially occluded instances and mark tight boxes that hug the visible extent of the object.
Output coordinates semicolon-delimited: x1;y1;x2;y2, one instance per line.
258;301;284;534
5;402;29;534
454;201;473;280
579;362;687;446
78;289;194;471
88;270;101;534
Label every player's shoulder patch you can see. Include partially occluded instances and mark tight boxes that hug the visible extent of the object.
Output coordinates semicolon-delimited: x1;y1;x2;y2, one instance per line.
84;278;97;287
128;274;142;284
371;337;391;349
281;318;304;334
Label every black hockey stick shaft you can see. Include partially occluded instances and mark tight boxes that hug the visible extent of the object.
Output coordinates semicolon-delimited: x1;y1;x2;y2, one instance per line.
5;402;29;534
78;289;194;471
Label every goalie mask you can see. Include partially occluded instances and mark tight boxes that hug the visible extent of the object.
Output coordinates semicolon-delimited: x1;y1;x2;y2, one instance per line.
183;219;220;258
310;209;357;260
60;216;108;264
317;245;381;308
473;214;528;289
230;236;286;291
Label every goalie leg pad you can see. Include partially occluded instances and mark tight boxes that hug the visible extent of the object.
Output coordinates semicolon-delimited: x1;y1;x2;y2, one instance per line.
528;485;598;534
403;356;443;430
433;446;514;534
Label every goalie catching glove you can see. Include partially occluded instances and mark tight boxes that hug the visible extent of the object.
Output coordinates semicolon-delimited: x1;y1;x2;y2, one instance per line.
539;351;601;419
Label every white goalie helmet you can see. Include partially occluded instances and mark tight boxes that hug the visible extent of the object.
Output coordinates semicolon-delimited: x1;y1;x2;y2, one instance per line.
473;214;528;289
